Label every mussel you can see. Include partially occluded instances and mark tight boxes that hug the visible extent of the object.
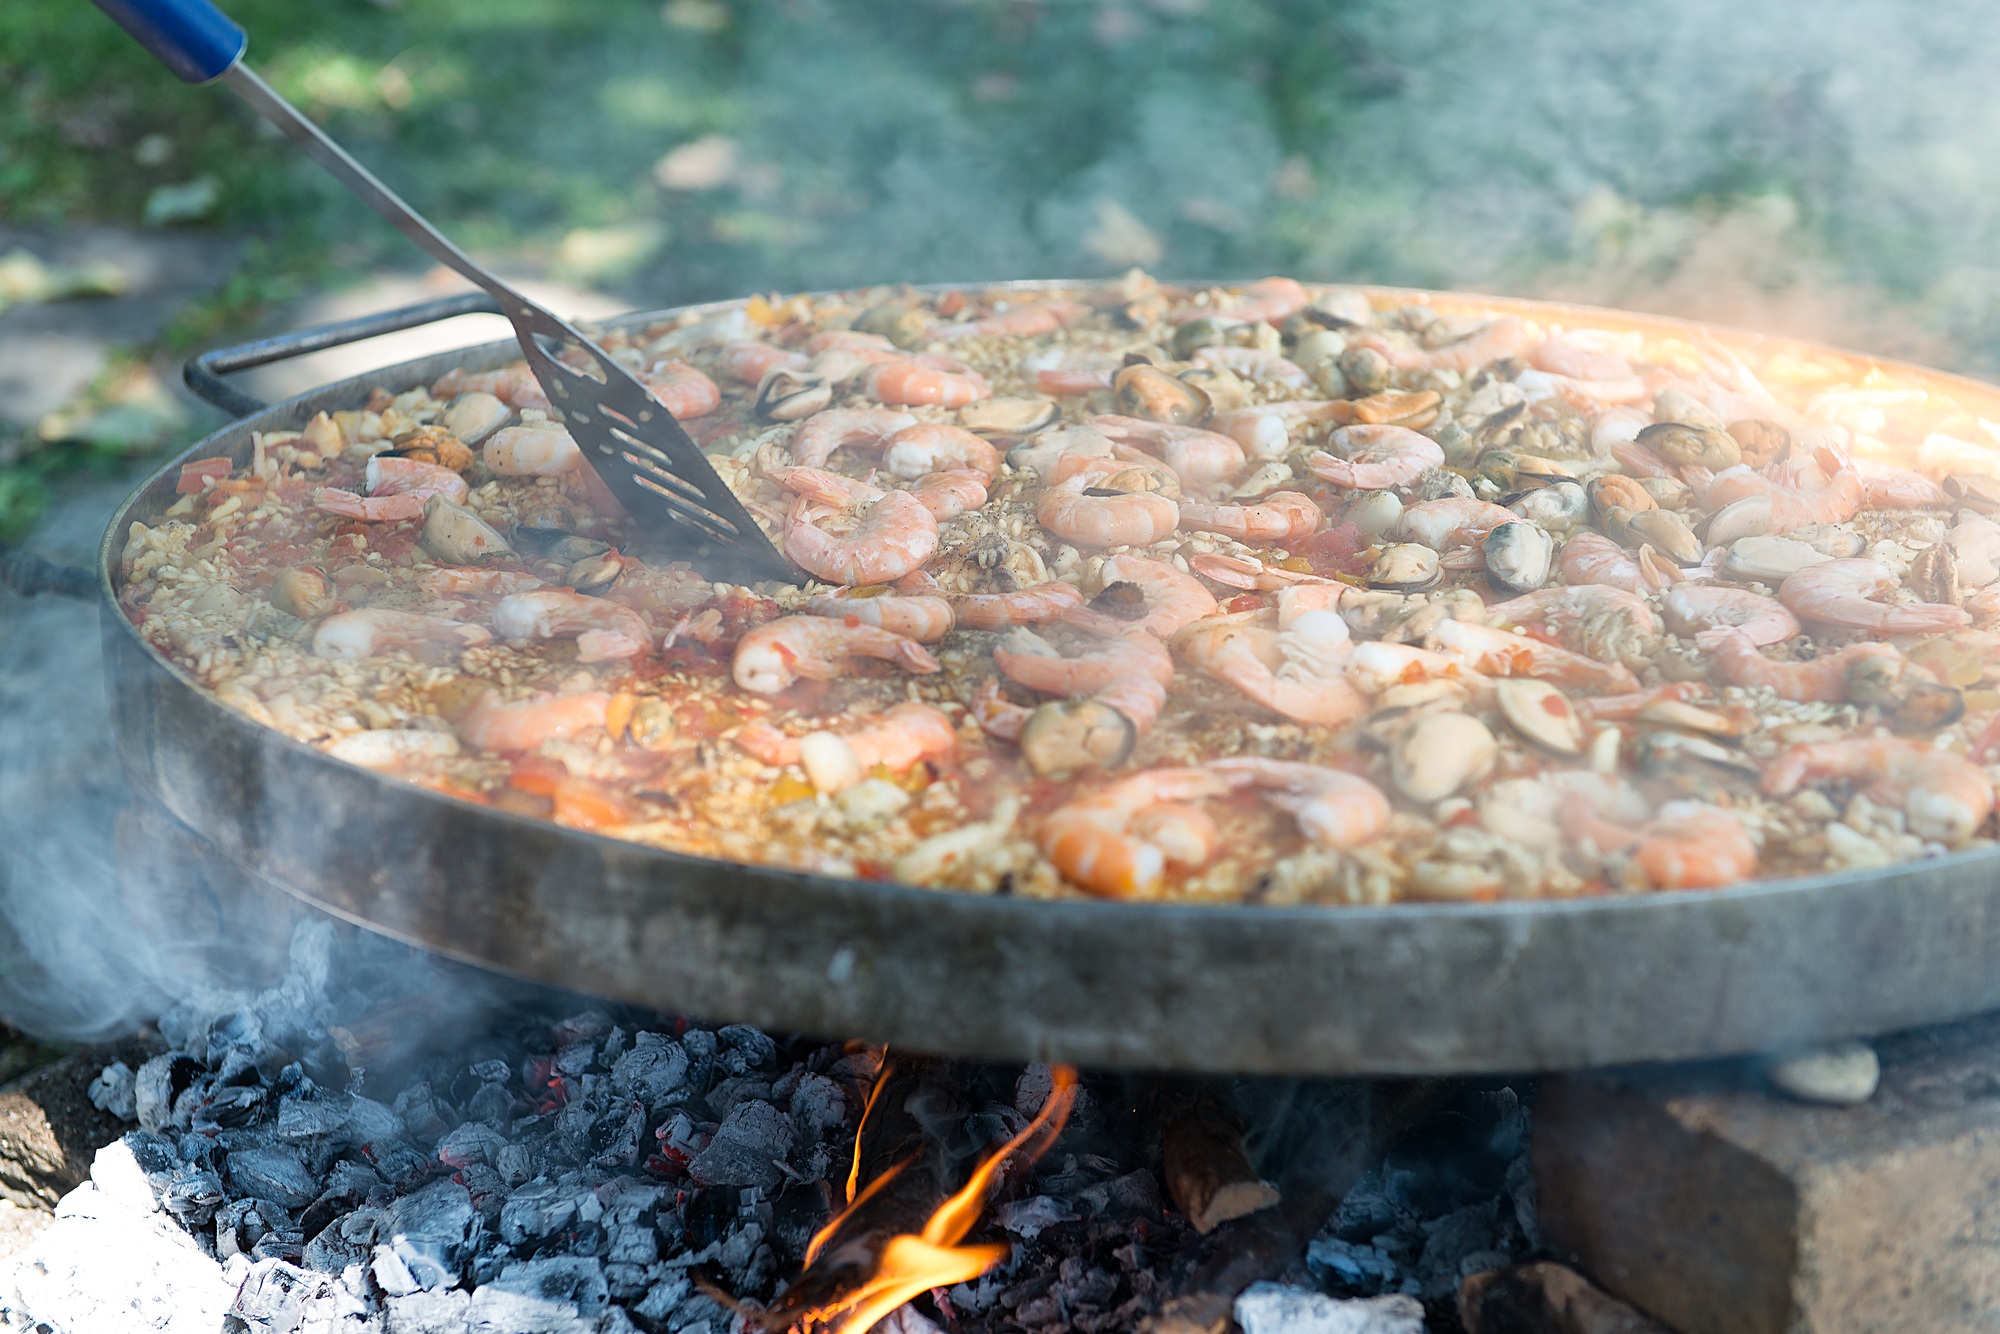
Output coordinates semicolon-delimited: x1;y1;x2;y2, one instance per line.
1509;481;1589;535
1171;315;1247;360
269;568;335;619
959;396;1060;435
513;525;611;564
1019;699;1135;778
1482;521;1554;593
1368;543;1442;593
1337;346;1392;396
1726;419;1791;467
855;304;929;349
1494;679;1583;755
754;367;832;421
1389;712;1497;803
565;551;625;596
440;392;511;446
422;495;513;565
1637;421;1740;471
1112;364;1211;425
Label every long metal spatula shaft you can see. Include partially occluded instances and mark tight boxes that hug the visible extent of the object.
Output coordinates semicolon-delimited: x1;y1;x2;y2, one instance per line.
87;0;795;582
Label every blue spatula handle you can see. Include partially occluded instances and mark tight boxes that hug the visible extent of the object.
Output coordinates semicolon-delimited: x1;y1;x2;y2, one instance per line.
90;0;246;84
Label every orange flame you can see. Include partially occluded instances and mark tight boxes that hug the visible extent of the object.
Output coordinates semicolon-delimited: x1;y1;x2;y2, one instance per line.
799;1065;1079;1334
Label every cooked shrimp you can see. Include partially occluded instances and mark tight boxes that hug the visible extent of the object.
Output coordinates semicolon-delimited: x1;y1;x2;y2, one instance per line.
765;462;987;523
1063;555;1219;639
1199;277;1311;326
1395;498;1520;553
929;299;1090;340
1307;425;1446;490
1089;416;1246;490
735;701;957;774
1173;612;1368;726
323;728;461;772
882;424;1002;480
640;360;722;417
791;408;919;469
971;673;1164;742
1567;800;1758;890
456;690;610;752
970;677;1032;740
312;608;492;661
1533;332;1633;382
1209;400;1350;459
1662;585;1799;647
803;329;896;356
1035;474;1180;547
484;426;582;477
1487;584;1660;636
955;581;1086;630
1211;758;1392;850
862;356;992;408
1426;617;1639;694
1855;459;1948;509
785;491;939;586
492;589;653;662
1700;626;1901;701
1188;552;1338;591
1609;438;1678;479
1763;737;1994;845
1192;346;1310;388
421;568;544;598
1350;316;1532;374
995;627;1175;695
805;589;954;642
1177;491;1323;546
434;365;549;412
731;615;940;694
1038;767;1233;898
1037;368;1115;396
1704;444;1862;532
315;456;470;522
1557;531;1679;593
718;340;806;385
1778;558;1971;635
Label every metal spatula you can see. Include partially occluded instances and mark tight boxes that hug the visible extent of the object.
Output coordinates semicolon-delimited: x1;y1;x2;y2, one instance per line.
90;0;796;584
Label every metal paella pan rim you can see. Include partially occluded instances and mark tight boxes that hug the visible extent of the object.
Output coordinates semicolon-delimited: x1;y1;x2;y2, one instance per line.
97;279;2000;1076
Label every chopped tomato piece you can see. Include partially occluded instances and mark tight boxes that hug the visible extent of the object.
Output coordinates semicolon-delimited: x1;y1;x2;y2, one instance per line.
176;457;234;494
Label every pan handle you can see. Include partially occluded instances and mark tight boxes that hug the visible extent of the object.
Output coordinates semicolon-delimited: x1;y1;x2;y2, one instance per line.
183;291;505;419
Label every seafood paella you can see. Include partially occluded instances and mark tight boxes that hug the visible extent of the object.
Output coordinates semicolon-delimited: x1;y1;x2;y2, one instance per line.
118;275;2000;904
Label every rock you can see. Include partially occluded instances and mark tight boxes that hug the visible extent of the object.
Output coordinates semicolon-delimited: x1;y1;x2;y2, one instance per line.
0;1047;155;1210
1233;1282;1427;1334
1459;1262;1672;1334
1764;1039;1880;1105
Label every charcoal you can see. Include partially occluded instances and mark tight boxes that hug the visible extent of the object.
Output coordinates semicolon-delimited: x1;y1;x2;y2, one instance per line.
469;1058;513;1084
500;1179;579;1246
687;1102;792;1189
491;1256;609;1315
195;1082;267;1133
632;1273;690;1325
554;1041;599;1078
783;1073;845;1142
123;1128;182;1176
302;1219;372;1274
369;1141;437;1193
373;1241;425;1298
88;1061;139;1121
599;1029;628;1069
437;1122;511;1169
603;1220;658;1268
603;1261;651;1302
395;1083;454;1146
275;1094;351;1140
608;1040;688;1112
382;1286;472;1334
161;1165;228;1227
703;1076;772;1122
227;1257;336;1332
665;1292;728;1334
229;1147;321;1211
716;1026;776;1074
467;1083;517;1126
996;1195;1079;1240
1306;1237;1401;1296
494;1143;536;1188
134;1051;201;1132
1414;1200;1501;1298
590;1100;647;1170
349;1096;407;1144
382;1179;479;1290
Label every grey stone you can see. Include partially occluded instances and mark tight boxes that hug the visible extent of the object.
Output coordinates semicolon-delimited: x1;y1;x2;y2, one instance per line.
1764;1040;1880;1105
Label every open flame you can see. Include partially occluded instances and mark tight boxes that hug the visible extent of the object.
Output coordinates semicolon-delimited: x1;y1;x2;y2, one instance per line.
796;1064;1080;1333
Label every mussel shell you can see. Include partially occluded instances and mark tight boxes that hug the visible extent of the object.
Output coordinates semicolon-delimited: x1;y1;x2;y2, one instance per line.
1703;494;1773;547
958;396;1060;435
1891;682;1966;734
514;526;611;563
1389;712;1496;803
440;391;512;446
1338;347;1392;396
1587;474;1656;524
1367;542;1442;593
1179;365;1251;413
1615;508;1704;564
626;698;678;751
1096;463;1181;499
1291;329;1347;368
1494;678;1583;755
269;568;335;619
1508;481;1589;535
855;304;929;349
421;495;514;565
1112;365;1211;425
565;552;624;596
1482;521;1555;593
1637;422;1741;471
1651;388;1727;431
754;367;832;421
1019;700;1135;778
1944;473;2000;514
1171;316;1245;360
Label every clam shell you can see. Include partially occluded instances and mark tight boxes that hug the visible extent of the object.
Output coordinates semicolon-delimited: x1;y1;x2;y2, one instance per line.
1725;535;1830;582
1792;525;1867;559
1705;493;1772;546
422;495;513;565
441;391;511;446
1638;421;1741;470
1908;543;1960;606
1113;365;1211;425
1368;542;1441;593
1292;329;1347;368
1010;425;1113;475
1495;679;1583;755
1652;388;1726;431
1390;712;1497;803
754;367;832;421
1637;699;1748;737
958;396;1059;435
1482;521;1554;593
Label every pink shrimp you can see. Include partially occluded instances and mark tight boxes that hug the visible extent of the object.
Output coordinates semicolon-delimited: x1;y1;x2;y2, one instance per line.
1172;612;1368;726
1763;737;1994;846
1856;460;1949;509
1515;368;1651;406
765;462;987;523
1038;767;1233;898
803;330;896;356
312;608;491;661
1662;585;1799;648
955;581;1086;630
1564;800;1758;890
639;360;720;417
734;700;957;774
1426;617;1639;694
1036;474;1181;548
971;673;1165;742
422;568;544;599
1707;445;1863;532
1700;626;1902;701
1037;368;1115;396
1210;758;1392;850
1350;316;1533;374
1778;558;1970;635
1089;416;1246;491
784;491;939;586
1532;332;1633;382
1191;346;1310;388
314;456;470;522
1593;407;1655;456
1209;400;1351;458
1395;498;1520;553
1308;424;1445;490
862;356;992;408
1178;491;1323;546
731;615;940;694
1487;583;1660;636
1062;555;1219;639
929;299;1091;341
882;424;1002;480
790;408;919;468
717;340;806;385
1188;552;1337;591
1194;277;1311;326
1557;531;1679;593
804;589;954;642
433;365;549;412
492;589;653;662
456;690;610;753
484;426;581;476
995;626;1174;695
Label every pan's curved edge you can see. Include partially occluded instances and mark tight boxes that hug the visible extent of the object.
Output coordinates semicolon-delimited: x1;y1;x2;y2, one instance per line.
95;282;2000;1075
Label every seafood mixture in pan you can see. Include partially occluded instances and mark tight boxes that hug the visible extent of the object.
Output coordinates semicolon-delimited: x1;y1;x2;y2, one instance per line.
120;275;2000;903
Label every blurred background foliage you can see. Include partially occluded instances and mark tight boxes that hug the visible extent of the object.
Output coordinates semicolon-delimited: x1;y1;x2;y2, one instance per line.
6;0;2000;531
